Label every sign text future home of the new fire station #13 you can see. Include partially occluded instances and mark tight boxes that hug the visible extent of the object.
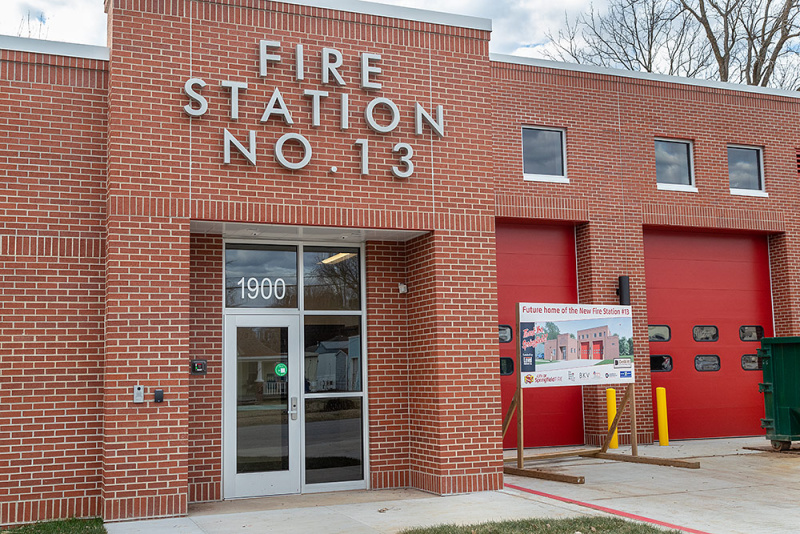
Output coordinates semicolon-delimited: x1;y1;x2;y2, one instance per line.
182;41;446;178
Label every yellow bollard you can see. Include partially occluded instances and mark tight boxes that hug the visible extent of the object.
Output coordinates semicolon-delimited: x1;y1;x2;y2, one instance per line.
606;388;618;449
656;387;669;446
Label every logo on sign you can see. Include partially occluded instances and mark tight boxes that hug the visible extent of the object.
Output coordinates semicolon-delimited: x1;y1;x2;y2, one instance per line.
621;370;632;378
614;358;632;368
568;371;575;382
523;356;533;366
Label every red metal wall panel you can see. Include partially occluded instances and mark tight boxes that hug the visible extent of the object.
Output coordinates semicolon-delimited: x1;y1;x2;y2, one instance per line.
496;222;584;447
645;230;773;438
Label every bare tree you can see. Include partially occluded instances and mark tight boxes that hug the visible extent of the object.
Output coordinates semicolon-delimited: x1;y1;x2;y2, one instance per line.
546;0;800;89
738;0;800;86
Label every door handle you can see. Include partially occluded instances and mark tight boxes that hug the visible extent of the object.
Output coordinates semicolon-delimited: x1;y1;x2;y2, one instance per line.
288;396;298;420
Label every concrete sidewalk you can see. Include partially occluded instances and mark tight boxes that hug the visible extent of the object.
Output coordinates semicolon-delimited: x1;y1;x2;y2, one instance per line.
105;437;800;534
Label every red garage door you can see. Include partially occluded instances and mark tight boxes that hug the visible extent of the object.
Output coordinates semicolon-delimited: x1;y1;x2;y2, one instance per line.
497;222;583;447
644;230;773;439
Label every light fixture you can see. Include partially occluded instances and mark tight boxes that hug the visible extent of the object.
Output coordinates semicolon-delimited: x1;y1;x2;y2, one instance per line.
319;252;356;265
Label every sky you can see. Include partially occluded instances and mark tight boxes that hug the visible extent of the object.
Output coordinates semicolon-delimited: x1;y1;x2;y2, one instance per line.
0;0;597;58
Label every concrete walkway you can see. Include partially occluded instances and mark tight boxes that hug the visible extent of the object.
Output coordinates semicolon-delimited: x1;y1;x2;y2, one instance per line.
105;437;800;534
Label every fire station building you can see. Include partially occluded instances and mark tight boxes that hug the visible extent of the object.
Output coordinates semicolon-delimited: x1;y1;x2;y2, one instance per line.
2;0;799;526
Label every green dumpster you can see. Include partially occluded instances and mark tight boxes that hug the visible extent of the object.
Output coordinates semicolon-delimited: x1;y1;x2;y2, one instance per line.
758;337;800;451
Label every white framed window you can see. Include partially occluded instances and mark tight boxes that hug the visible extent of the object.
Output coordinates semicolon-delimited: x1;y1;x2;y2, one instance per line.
522;126;567;183
728;145;767;197
655;138;697;192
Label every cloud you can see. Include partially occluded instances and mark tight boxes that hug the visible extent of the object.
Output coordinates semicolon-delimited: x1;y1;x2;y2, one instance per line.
0;0;602;57
369;0;602;55
0;0;106;45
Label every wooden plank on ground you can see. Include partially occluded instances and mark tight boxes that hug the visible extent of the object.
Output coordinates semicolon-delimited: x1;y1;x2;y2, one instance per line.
504;448;602;462
504;466;585;484
591;452;700;469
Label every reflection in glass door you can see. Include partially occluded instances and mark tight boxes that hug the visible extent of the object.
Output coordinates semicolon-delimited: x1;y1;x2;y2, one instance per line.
224;315;300;497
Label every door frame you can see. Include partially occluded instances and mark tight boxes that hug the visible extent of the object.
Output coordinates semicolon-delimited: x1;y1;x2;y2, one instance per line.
223;313;302;498
221;239;370;499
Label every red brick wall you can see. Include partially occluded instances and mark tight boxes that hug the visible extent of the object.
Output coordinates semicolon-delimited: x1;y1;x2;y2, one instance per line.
491;59;800;443
106;0;501;514
406;230;503;494
10;0;800;524
0;50;107;526
188;235;223;503
367;241;411;489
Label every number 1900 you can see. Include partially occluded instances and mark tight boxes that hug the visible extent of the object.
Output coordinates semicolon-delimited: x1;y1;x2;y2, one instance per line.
237;277;287;300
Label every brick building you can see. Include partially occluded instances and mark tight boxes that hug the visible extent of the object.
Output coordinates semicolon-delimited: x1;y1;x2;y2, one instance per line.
0;0;796;526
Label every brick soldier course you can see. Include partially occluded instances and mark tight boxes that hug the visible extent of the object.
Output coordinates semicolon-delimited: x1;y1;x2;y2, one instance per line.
1;0;799;526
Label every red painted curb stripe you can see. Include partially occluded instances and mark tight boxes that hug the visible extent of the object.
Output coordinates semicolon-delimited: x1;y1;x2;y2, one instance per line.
504;483;713;534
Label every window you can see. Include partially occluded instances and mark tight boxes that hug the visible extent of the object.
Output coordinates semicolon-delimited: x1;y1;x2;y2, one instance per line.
742;354;763;371
739;325;764;342
728;146;765;195
500;357;514;375
522;127;567;183
650;355;673;372
655;139;695;191
648;325;671;342
225;244;298;308
693;325;719;342
499;325;513;343
695;355;721;372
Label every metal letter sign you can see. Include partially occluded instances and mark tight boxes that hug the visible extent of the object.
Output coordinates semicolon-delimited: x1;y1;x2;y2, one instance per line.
518;303;635;388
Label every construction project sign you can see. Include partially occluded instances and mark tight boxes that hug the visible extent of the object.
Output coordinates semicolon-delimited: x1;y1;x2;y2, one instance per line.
519;303;634;388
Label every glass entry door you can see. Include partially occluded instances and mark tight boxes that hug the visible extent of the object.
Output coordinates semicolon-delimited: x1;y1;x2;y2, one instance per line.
224;314;301;497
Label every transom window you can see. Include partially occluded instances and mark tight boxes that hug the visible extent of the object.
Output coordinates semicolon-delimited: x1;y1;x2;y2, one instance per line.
522;127;567;183
655;139;695;190
728;146;765;194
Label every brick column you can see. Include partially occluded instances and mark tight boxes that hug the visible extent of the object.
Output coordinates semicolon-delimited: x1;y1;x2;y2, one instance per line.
577;220;654;446
102;215;190;520
405;229;504;494
769;231;800;336
104;0;192;520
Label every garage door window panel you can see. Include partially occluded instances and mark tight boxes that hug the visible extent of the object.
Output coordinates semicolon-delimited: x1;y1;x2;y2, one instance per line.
648;325;671;342
695;355;721;372
739;325;764;341
693;325;719;342
650;355;673;372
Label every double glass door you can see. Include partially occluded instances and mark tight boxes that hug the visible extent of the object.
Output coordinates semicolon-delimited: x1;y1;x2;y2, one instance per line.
222;242;366;498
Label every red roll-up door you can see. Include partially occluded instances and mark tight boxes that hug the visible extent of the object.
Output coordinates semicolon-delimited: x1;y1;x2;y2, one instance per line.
644;230;773;439
497;222;583;447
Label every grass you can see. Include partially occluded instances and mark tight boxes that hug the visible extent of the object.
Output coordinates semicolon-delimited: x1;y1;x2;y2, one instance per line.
399;516;681;534
1;518;106;534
